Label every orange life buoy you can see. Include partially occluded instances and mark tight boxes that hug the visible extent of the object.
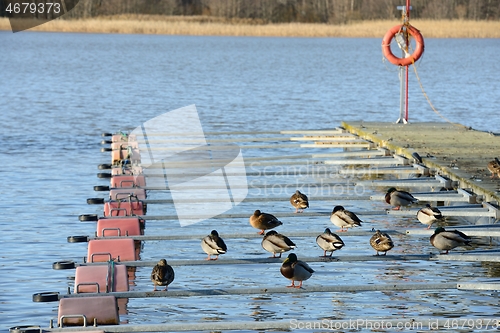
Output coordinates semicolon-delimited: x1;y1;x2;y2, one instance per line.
382;24;424;66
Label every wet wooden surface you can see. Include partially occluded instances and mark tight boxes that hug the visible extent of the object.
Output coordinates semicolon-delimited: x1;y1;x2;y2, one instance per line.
342;121;500;202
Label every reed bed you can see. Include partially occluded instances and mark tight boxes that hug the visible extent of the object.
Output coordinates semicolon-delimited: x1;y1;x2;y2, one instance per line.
1;15;499;38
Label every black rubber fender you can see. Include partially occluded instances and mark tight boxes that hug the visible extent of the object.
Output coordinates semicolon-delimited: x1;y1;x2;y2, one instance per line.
94;185;110;191
32;292;59;302
98;163;112;170
101;140;113;145
101;132;113;137
87;198;105;205
52;261;75;270
67;235;88;243
97;172;112;179
101;147;112;152
79;214;98;222
9;326;42;333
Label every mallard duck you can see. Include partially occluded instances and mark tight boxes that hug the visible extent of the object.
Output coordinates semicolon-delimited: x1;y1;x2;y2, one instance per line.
290;190;309;213
249;210;283;235
412;152;423;164
385;187;418;210
280;253;314;288
430;227;471;254
261;230;296;258
369;230;394;256
329;205;362;232
316;228;345;257
201;230;227;260
487;158;500;178
151;259;175;291
417;204;443;229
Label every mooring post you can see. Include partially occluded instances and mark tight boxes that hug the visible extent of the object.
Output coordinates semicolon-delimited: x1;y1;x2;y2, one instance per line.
395;0;411;124
398;63;405;123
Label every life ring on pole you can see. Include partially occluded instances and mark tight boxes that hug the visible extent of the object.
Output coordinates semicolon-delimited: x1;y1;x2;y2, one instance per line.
382;24;424;66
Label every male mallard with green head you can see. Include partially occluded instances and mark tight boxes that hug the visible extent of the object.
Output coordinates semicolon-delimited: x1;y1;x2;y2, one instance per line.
261;230;296;258
329;205;362;232
385;187;418;210
430;227;471;254
151;259;175;291
280;253;314;288
417;203;443;229
369;230;394;256
249;210;283;235
316;228;345;257
290;190;309;213
201;230;227;260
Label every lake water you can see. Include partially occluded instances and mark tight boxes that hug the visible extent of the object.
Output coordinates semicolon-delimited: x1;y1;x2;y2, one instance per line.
1;31;500;332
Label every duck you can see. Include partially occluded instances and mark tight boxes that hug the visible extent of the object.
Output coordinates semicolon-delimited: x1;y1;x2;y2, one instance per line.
290;190;309;213
417;203;443;229
487;157;500;178
329;205;362;232
280;253;314;288
151;259;175;291
249;210;283;235
430;227;471;254
316;228;345;257
201;230;227;260
385;187;418;210
369;230;394;256
412;152;423;164
261;230;296;258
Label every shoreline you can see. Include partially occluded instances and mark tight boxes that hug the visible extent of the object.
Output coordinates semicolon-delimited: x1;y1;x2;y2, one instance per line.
2;16;500;38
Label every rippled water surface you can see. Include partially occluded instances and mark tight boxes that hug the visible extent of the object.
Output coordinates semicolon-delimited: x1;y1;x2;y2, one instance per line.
1;31;500;332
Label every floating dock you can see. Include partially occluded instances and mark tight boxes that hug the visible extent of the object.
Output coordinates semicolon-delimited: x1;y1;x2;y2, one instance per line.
19;123;500;333
342;121;500;202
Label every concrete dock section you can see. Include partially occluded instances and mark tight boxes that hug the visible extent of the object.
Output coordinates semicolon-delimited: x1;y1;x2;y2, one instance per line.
341;121;500;202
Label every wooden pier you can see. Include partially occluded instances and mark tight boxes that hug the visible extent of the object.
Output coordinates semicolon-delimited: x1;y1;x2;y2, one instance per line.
342;121;500;202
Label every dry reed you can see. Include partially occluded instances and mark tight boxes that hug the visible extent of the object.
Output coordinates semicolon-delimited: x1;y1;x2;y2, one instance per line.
1;15;499;38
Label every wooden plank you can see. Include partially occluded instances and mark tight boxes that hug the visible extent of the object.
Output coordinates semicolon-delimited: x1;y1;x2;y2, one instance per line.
339;166;424;175
136;142;371;151
42;317;498;332
372;191;480;203
436;253;500;262
130;128;346;137
324;157;406;165
406;228;500;236
137;210;386;221
80;254;432;267
139;182;354;191
87;229;404;241
365;178;449;189
138;134;358;144
59;282;456;299
142;195;371;204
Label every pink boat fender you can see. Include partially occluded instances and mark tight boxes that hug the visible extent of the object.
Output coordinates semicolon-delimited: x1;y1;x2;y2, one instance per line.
111;145;141;165
58;296;119;326
109;188;146;200
96;217;142;237
103;200;145;217
110;175;146;188
98;216;145;227
74;264;129;293
111;165;143;176
111;133;136;143
87;238;137;262
111;141;138;150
